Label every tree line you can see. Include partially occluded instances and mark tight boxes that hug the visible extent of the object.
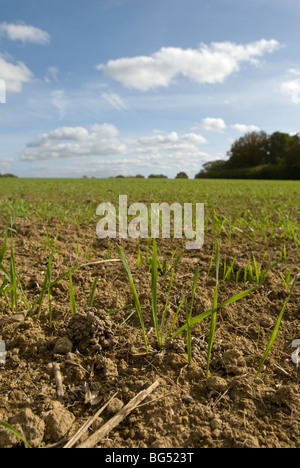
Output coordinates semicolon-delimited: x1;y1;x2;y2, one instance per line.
195;131;300;180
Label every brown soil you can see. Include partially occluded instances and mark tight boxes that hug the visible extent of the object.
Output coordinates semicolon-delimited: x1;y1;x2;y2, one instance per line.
0;217;299;448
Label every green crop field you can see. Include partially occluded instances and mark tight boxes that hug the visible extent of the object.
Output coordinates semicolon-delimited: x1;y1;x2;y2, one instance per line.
0;177;300;448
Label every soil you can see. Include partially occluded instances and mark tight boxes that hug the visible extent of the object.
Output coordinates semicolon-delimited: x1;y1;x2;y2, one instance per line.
0;217;299;448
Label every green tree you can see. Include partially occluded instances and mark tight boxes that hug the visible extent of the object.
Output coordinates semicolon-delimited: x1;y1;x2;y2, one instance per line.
226;131;268;169
265;131;292;165
284;134;300;179
195;160;226;178
175;171;189;179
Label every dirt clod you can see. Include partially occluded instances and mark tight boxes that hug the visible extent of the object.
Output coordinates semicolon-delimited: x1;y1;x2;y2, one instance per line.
67;308;117;353
43;401;75;442
0;408;45;448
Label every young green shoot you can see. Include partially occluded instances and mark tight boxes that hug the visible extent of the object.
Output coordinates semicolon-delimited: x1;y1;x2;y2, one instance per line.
115;242;148;353
256;276;297;377
186;264;199;365
88;277;98;307
69;268;76;316
0;419;32;449
206;240;220;378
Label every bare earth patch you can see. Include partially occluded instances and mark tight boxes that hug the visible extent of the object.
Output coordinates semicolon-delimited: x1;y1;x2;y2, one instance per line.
0;218;299;448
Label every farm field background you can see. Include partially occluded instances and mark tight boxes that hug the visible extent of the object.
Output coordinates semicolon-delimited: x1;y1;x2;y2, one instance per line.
0;178;299;448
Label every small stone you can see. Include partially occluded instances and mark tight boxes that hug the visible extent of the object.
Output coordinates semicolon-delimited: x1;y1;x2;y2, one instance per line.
106;398;124;415
44;401;75;441
53;337;73;355
210;417;222;431
206;375;228;393
182;395;193;404
259;315;274;328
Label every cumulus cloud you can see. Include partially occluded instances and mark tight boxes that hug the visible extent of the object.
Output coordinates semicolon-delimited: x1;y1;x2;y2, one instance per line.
281;79;300;104
20;124;210;167
0;55;33;92
90;123;119;137
137;131;207;152
0;22;50;45
0;157;14;170
231;123;261;133
195;118;227;132
97;39;280;91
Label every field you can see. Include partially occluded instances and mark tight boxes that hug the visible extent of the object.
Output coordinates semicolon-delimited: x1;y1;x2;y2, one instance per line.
0;177;299;448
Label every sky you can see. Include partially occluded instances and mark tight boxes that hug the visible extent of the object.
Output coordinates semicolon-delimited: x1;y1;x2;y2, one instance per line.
0;0;299;178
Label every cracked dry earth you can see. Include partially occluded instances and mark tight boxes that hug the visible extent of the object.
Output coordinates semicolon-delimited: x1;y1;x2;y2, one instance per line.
0;217;299;448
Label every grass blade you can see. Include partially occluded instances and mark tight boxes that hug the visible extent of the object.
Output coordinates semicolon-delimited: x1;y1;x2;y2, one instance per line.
48;285;53;328
172;288;254;339
36;249;54;319
256;276;297;376
166;291;186;340
206;240;220;378
69;268;76;316
0;419;32;449
186;298;192;365
0;235;7;264
151;238;160;347
115;243;148;353
107;303;133;315
88;277;98;307
160;269;174;345
9;236;17;313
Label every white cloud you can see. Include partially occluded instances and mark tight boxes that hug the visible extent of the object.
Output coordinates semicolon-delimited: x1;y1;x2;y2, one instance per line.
287;68;300;76
21;124;127;161
27;127;90;148
90;123;119;137
0;157;14;171
44;66;59;83
231;123;261;133
20;124;210;169
138;131;179;147
137;131;207;151
195;118;227;132
101;91;128;111
0;22;50;45
51;90;68;118
97;39;280;91
281;79;300;104
181;133;208;144
0;55;33;92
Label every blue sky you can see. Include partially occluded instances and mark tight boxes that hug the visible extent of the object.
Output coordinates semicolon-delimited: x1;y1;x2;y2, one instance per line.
0;0;299;178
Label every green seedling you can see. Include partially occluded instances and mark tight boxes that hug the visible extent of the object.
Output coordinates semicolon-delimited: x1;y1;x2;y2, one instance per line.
0;235;29;313
27;258;81;322
107;303;133;315
279;245;293;288
256;276;297;376
88;277;98;307
206;240;220;377
144;237;184;276
116;239;185;352
115;242;148;353
151;238;184;349
185;264;199;365
69;268;76;316
0;419;32;449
